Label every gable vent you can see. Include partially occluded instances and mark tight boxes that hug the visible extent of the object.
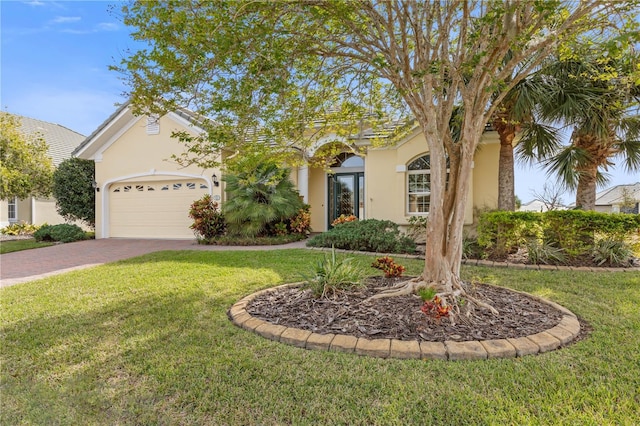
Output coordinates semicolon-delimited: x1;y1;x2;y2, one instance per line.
146;115;160;135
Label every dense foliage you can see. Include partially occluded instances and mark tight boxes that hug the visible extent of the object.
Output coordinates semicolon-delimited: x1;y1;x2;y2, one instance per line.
52;158;95;228
0;112;54;199
223;159;303;238
476;210;640;266
188;194;226;240
33;224;86;243
307;219;416;254
0;222;41;236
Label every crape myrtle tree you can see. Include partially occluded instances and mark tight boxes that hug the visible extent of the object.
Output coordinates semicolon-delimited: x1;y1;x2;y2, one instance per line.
115;1;637;316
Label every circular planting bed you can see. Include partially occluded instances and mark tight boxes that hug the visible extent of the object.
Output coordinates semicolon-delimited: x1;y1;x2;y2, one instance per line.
228;277;582;360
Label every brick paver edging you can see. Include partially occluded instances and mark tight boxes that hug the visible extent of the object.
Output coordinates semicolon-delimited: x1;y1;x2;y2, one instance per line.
228;282;581;361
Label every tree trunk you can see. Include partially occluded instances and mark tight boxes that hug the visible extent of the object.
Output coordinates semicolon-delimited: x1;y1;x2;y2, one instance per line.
495;122;517;211
575;163;598;210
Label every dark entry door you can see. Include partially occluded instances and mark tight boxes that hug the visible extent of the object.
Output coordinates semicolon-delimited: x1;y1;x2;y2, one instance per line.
328;172;364;227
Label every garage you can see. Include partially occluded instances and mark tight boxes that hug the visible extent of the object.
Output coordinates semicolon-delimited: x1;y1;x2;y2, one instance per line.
109;179;210;238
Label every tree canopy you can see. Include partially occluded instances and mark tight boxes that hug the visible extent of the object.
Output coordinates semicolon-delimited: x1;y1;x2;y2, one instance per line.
115;1;639;309
0;112;54;200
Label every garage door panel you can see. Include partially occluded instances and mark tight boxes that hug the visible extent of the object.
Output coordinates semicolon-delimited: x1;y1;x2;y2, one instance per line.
109;179;208;238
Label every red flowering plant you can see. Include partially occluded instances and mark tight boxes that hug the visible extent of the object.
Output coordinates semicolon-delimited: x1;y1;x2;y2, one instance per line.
371;256;406;278
418;288;451;322
331;214;358;226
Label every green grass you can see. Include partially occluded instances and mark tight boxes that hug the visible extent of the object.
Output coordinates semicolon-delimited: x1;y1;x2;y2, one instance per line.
0;239;54;254
1;250;639;425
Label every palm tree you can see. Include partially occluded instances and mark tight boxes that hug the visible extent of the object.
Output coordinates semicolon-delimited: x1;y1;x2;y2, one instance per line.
223;159;303;237
517;55;640;210
491;76;560;211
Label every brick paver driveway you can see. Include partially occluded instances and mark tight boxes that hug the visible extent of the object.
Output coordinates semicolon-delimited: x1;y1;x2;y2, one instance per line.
0;238;307;287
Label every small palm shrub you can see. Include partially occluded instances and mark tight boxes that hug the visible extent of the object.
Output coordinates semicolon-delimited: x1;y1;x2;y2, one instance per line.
302;248;366;298
526;239;567;265
306;219;416;254
189;194;226;240
33;224;86;243
223;159;303;238
591;238;634;267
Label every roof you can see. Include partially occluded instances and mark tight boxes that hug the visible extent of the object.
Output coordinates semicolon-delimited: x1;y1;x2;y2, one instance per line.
11;114;85;166
72;102;209;160
595;182;640;206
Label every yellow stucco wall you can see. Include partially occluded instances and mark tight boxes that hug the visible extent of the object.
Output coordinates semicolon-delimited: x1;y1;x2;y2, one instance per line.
93;112;221;238
308;166;327;231
305;131;500;232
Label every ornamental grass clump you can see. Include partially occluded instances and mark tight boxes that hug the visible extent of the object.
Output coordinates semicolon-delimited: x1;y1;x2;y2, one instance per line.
302;248;366;298
591;237;635;267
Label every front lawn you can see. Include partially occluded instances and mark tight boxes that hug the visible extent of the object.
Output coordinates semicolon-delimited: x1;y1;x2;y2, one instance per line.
0;239;54;254
1;250;638;424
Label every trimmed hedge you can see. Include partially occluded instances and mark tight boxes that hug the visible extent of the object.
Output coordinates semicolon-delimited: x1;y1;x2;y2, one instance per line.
306;219;416;254
477;210;640;260
33;224;86;243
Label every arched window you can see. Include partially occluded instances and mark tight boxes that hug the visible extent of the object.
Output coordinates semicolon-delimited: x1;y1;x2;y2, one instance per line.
407;154;449;214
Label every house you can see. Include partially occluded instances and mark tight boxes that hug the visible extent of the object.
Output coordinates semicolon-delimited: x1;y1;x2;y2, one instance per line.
594;182;640;214
0;114;85;228
74;104;501;239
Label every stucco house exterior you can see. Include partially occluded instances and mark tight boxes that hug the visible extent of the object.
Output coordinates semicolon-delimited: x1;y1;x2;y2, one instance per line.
594;182;640;214
0;114;85;228
74;104;501;239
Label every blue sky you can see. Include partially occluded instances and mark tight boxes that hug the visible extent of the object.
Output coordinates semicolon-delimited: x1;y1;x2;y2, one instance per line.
1;0;637;203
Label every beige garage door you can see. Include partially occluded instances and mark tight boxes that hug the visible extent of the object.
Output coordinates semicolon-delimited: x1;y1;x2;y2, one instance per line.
109;179;209;238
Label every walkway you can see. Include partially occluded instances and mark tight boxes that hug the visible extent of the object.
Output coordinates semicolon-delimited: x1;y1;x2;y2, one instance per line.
0;238;307;288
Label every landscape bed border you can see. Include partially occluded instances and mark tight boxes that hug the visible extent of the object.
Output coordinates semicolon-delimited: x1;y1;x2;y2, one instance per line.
228;281;581;361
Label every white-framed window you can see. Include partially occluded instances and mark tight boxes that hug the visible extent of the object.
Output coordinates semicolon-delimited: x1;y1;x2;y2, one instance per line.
407;154;449;214
7;197;17;222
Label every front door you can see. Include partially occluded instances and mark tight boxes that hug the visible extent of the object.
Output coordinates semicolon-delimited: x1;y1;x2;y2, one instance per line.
328;172;364;227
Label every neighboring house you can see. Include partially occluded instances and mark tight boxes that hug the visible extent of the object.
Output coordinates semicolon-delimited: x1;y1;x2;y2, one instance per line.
74;103;501;239
519;200;567;212
0;114;85;228
519;200;551;212
593;182;640;214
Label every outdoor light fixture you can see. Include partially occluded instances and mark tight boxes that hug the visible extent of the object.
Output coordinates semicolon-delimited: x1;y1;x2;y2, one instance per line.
212;173;220;187
92;180;99;192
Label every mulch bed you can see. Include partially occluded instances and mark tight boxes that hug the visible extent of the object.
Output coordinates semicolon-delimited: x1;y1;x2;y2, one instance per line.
246;277;575;342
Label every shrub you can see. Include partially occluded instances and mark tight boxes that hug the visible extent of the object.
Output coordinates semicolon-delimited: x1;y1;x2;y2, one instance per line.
306;219;416;254
189;194;226;240
223;159;303;237
477;211;543;258
52;157;95;228
526;239;567;265
543;210;639;258
406;215;428;242
0;222;40;236
288;205;312;235
331;214;358;227
371;256;406;278
476;210;640;263
302;248;366;298
33;224;86;243
591;238;634;267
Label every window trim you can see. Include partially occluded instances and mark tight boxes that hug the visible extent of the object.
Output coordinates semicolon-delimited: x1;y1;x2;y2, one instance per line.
7;197;17;222
406;154;449;215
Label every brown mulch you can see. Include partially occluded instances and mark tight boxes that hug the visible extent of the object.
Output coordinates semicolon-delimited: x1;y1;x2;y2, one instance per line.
245;277;585;343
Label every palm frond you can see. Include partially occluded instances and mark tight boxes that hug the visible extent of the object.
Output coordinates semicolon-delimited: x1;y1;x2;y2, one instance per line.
544;146;592;190
515;122;562;165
